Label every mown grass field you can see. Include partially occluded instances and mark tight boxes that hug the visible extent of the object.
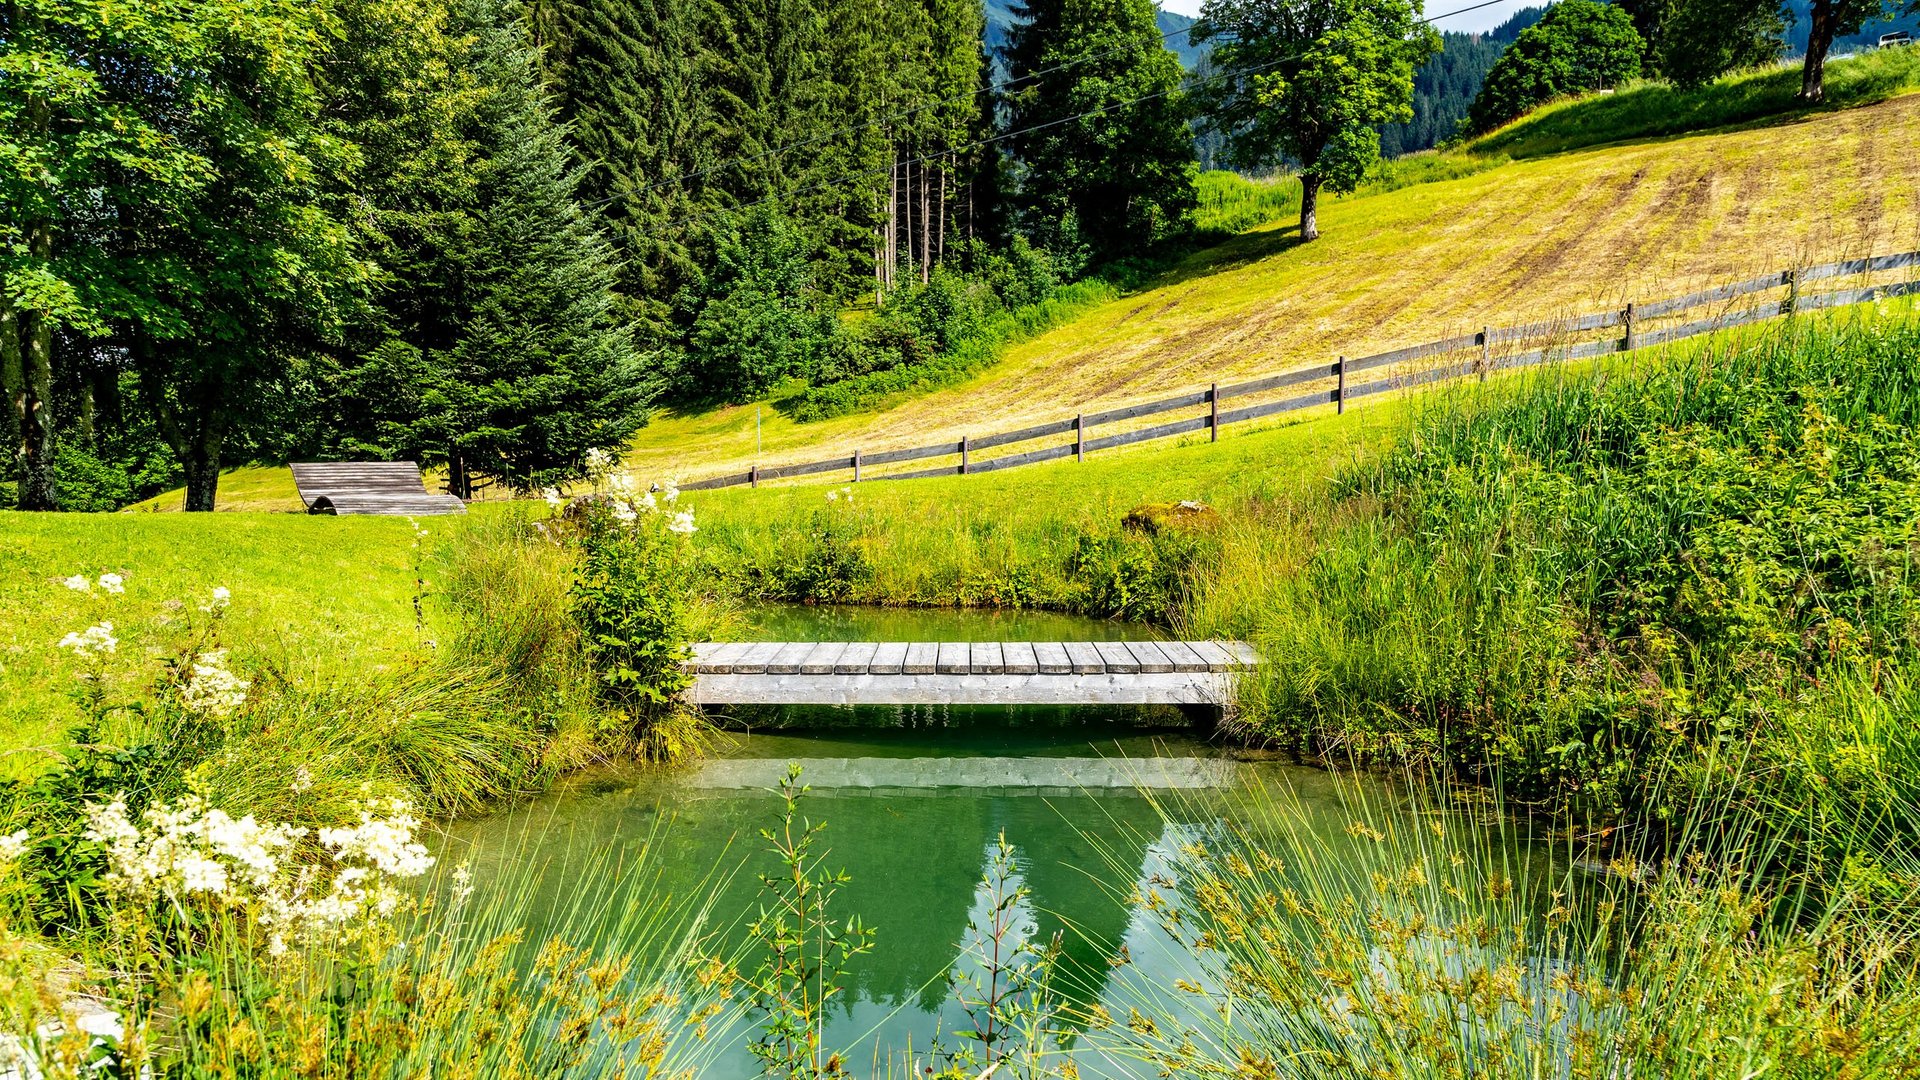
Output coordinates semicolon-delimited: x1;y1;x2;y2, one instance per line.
125;49;1920;510
614;57;1920;484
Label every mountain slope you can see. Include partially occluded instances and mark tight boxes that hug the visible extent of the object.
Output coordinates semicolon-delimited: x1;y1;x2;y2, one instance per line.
617;84;1920;484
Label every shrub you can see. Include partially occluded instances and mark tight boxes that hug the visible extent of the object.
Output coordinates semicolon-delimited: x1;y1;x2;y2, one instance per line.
563;485;703;757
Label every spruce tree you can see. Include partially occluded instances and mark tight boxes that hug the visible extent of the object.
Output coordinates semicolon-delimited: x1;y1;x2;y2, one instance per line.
320;0;652;494
1004;0;1198;262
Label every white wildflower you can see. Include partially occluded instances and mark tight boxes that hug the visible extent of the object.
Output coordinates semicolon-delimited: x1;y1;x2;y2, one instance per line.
583;447;615;482
58;622;118;658
609;473;637;497
200;586;232;614
180;649;251;718
451;863;475;903
83;793;429;958
0;830;30;862
543;487;563;511
63;575;92;592
318;798;434;878
667;509;697;535
636;490;657;512
611;500;638;525
659;480;680;504
96;572;125;594
825;489;839;502
291;765;313;793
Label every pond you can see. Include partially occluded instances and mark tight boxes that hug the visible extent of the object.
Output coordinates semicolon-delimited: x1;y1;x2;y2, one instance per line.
442;608;1573;1076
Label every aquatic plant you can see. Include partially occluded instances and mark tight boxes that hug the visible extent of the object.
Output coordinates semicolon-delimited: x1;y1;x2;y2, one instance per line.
741;764;876;1079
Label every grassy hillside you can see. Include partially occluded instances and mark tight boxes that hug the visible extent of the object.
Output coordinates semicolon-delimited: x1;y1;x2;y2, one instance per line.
124;51;1920;509
613;61;1920;485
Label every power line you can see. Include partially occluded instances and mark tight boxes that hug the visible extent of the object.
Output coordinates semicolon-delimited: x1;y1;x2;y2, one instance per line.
660;0;1514;232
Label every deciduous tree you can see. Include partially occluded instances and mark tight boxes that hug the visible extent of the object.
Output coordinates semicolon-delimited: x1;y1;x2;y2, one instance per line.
1196;0;1439;241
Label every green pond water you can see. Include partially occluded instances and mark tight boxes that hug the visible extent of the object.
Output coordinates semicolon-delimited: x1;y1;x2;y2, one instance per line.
443;608;1568;1076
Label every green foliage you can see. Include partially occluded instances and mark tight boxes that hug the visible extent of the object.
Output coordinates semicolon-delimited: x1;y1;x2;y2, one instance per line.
743;764;875;1079
566;495;699;751
1235;314;1920;865
1196;0;1438;238
1192;171;1302;236
1465;43;1920;158
672;207;841;403
1650;0;1785;88
1465;0;1645;135
316;0;653;495
783;241;1076;422
1380;9;1549;157
1067;525;1205;623
1004;0;1199;260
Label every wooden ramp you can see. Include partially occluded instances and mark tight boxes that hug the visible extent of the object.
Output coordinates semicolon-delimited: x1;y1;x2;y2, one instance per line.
686;640;1256;706
291;461;466;516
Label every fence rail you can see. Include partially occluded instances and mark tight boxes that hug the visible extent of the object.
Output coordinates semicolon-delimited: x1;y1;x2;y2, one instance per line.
679;251;1920;492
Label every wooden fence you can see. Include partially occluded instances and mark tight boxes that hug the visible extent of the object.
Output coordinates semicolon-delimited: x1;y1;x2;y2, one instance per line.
680;250;1920;491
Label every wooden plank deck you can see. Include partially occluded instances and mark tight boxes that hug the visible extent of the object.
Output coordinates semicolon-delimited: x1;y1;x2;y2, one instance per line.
686;640;1257;706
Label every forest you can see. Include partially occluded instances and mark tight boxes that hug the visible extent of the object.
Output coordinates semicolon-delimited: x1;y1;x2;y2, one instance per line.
3;0;1915;513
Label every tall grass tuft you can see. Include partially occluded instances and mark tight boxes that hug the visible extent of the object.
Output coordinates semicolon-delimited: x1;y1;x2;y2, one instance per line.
1072;767;1920;1078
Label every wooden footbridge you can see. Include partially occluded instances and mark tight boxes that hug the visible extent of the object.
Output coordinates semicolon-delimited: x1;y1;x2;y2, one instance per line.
686;640;1257;706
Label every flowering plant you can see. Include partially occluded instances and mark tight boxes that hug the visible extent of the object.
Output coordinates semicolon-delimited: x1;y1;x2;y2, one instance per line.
83;792;435;958
556;470;702;757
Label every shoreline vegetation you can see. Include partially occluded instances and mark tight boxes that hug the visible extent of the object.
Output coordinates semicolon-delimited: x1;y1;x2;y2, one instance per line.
6;303;1920;1072
6;33;1920;1073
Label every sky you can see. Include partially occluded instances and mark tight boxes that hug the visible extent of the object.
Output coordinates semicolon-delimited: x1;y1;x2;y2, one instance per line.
1158;0;1539;34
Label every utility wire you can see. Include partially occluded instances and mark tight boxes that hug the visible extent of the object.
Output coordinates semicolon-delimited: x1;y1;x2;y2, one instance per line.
661;0;1515;232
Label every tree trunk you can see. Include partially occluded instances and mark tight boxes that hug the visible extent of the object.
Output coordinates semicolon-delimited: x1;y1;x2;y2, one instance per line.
181;407;226;512
1;300;20;494
447;446;472;500
1299;174;1322;242
919;158;931;283
139;351;226;512
14;79;57;511
16;280;55;510
1801;0;1834;101
937;162;946;266
886;152;898;290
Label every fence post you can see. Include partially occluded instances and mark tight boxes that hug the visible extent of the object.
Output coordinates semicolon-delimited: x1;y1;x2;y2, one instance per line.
1479;327;1491;382
853;449;861;482
961;435;970;475
750;463;758;489
1209;383;1219;442
1075;414;1084;462
1623;303;1636;351
1335;356;1346;415
1783;269;1799;316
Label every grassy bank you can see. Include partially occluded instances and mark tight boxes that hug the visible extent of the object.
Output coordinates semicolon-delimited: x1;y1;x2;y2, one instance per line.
5;308;1920;1074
